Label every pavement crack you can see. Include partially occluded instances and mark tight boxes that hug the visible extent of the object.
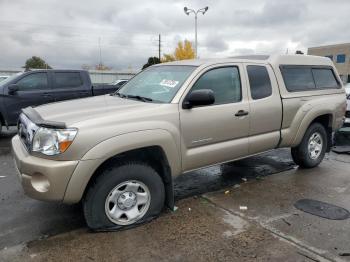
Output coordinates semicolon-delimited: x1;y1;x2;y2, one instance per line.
297;251;321;262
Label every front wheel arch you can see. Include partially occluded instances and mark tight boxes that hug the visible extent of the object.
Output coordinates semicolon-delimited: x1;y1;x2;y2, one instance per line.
83;146;174;210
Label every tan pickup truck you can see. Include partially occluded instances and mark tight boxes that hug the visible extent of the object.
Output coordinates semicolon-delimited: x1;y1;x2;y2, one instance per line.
12;55;347;229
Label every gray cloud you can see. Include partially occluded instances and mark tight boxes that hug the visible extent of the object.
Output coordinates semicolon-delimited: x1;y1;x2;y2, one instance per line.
0;0;349;70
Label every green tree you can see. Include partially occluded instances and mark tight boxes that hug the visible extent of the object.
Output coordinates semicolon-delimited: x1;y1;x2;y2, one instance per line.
142;57;161;70
24;56;51;70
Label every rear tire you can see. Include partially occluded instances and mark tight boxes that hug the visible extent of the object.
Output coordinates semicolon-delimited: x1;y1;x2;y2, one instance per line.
83;162;165;230
291;123;327;168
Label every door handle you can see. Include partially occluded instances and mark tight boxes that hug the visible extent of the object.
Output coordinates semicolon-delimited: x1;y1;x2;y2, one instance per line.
235;110;249;117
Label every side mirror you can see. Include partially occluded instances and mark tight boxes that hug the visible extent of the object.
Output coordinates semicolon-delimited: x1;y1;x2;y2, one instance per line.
8;84;19;95
183;89;215;109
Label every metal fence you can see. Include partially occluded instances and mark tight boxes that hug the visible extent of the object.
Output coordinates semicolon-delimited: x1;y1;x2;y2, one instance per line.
88;70;136;84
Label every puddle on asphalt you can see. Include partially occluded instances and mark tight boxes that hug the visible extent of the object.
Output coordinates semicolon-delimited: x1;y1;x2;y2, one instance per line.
174;149;295;200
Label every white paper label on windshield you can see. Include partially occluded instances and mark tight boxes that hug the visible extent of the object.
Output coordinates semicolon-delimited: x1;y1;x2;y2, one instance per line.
159;79;179;88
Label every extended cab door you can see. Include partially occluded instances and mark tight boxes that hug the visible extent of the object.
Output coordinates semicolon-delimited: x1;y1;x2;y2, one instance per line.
4;72;54;125
180;64;250;172
244;64;283;154
51;71;91;102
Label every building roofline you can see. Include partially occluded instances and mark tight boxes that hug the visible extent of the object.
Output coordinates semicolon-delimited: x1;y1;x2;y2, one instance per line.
308;43;350;50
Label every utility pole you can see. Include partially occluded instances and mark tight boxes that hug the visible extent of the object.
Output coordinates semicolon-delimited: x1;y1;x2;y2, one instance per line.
98;37;102;68
158;34;161;61
194;15;197;58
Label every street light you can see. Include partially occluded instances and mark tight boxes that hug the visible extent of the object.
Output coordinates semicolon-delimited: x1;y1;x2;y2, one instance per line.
184;6;209;58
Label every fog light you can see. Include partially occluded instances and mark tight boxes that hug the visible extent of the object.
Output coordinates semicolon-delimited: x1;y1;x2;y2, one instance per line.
31;173;50;193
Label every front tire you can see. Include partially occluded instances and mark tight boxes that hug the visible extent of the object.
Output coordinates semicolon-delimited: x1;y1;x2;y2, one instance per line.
83;162;165;230
291;123;327;168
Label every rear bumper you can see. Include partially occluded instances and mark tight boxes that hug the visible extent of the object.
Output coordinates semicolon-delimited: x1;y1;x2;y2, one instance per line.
12;135;78;202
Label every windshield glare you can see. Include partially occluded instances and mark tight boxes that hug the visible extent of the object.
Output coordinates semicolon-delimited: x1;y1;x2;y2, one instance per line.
117;65;196;103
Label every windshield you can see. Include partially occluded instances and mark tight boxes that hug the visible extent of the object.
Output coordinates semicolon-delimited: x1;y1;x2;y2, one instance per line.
0;73;23;87
117;65;196;103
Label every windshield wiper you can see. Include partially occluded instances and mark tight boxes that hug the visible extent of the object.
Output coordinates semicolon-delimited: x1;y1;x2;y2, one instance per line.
125;94;153;102
114;92;153;102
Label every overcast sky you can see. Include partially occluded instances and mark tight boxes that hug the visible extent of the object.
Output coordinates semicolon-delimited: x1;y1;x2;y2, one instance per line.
0;0;349;71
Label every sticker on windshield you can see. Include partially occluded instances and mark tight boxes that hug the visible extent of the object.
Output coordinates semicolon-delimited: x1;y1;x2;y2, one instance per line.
159;79;179;88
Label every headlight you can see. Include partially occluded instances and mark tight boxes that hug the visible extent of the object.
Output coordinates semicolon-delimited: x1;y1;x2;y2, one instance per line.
32;127;78;156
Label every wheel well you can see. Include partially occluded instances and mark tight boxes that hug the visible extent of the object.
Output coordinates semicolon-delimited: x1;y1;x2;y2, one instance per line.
84;146;174;209
311;114;333;151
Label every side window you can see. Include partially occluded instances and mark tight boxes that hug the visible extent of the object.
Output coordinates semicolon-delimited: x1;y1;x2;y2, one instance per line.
312;68;339;89
54;72;83;89
16;73;48;91
191;67;241;105
247;65;272;99
281;67;315;91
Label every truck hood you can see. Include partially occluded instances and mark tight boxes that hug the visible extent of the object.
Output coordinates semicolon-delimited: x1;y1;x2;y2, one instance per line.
35;95;166;126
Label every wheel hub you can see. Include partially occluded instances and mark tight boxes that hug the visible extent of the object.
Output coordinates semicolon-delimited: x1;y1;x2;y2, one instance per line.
105;180;151;226
117;191;137;210
308;132;323;160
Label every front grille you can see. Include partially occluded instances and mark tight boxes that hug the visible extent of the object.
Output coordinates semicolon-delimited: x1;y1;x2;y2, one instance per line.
18;113;38;150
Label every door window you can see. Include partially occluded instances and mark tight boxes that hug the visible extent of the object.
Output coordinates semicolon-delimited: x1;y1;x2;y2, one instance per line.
247;65;272;99
54;72;83;89
16;73;48;91
190;67;241;105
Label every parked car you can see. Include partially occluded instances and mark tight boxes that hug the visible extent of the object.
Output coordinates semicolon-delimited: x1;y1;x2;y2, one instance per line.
345;84;350;126
0;75;9;82
0;70;122;133
12;55;346;230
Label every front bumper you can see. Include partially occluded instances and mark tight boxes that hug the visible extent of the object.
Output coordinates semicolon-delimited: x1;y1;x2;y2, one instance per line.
12;135;78;202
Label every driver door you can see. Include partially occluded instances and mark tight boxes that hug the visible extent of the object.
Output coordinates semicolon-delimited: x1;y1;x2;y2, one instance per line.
180;64;250;172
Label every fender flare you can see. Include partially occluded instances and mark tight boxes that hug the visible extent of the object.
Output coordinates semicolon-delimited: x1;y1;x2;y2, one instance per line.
63;129;181;205
291;109;333;147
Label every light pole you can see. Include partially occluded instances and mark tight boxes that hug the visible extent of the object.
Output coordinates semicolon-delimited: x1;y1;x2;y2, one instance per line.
184;6;209;58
